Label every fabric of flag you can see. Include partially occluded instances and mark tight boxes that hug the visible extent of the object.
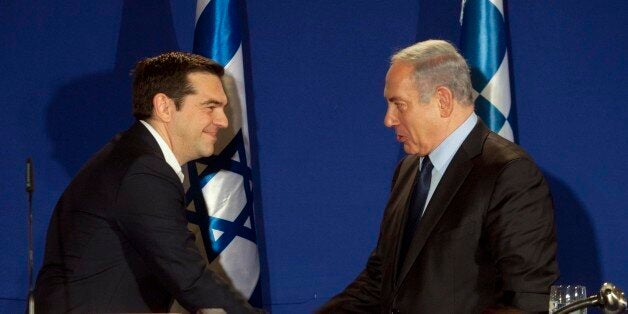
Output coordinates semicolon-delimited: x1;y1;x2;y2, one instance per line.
460;0;515;141
186;0;262;305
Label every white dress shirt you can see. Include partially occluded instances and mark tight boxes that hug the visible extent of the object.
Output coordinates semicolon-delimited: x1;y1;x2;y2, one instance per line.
420;112;478;215
139;120;185;183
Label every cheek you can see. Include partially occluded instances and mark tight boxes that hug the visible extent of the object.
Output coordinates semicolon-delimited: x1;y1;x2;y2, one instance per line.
404;116;424;139
192;113;210;126
398;114;412;130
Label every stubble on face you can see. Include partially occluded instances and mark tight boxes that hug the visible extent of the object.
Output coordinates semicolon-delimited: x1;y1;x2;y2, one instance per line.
170;72;228;164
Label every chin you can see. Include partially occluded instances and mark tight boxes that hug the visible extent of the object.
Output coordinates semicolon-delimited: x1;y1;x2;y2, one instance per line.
204;147;216;157
193;149;213;159
402;145;419;155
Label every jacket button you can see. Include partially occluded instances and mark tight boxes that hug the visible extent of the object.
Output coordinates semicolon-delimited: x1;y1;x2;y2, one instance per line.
391;309;400;314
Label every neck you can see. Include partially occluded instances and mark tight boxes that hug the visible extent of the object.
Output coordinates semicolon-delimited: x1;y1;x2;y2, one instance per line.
446;108;474;134
427;107;474;156
144;119;186;165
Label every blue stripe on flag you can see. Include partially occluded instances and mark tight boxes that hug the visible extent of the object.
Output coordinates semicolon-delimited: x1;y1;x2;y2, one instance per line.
209;216;257;251
194;0;241;66
199;172;217;187
475;94;506;131
460;0;506;92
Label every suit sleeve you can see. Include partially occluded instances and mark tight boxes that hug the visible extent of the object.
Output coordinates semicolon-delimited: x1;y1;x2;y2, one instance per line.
485;157;559;312
317;158;407;313
112;155;259;313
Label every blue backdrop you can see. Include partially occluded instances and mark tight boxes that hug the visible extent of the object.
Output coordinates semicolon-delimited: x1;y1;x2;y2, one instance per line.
1;0;626;313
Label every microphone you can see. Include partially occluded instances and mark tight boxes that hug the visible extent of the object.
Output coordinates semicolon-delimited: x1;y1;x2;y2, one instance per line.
26;158;34;193
554;282;627;314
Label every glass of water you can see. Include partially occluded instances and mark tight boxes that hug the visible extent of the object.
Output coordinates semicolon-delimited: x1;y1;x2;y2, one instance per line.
549;285;587;313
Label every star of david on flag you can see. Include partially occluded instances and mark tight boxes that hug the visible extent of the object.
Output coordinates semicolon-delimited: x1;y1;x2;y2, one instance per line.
460;0;516;141
185;0;262;306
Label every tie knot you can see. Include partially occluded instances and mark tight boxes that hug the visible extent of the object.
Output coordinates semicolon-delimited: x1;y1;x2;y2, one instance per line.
421;156;433;172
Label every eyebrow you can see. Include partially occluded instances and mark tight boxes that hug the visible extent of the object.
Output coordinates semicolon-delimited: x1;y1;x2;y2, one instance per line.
201;99;227;106
386;96;406;103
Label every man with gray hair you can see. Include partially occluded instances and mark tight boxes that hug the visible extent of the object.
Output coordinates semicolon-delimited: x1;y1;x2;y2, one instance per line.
319;40;559;313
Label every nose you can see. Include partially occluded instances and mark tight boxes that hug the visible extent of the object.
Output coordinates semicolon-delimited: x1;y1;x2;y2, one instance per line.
384;106;398;128
213;107;229;129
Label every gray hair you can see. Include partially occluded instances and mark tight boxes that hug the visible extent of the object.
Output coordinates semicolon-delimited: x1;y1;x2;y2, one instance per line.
391;39;473;105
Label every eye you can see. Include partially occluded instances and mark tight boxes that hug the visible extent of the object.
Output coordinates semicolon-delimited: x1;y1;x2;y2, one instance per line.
395;102;407;111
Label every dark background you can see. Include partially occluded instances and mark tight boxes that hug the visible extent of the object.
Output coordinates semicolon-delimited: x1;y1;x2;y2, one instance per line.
1;0;626;312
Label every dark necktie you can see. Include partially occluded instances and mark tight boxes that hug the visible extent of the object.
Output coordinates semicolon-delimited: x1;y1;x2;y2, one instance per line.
398;156;433;268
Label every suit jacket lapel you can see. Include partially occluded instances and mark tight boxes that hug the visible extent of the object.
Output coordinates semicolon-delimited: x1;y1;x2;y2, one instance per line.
388;155;421;285
395;120;489;288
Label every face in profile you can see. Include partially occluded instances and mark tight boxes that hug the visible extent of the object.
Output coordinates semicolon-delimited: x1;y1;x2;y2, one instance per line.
169;72;229;163
383;62;444;156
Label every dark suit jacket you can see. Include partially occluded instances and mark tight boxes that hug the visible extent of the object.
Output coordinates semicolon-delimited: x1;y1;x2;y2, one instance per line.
34;122;256;313
319;121;559;313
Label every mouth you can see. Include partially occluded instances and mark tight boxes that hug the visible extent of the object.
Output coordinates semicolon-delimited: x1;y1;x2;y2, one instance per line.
203;130;218;141
396;134;407;142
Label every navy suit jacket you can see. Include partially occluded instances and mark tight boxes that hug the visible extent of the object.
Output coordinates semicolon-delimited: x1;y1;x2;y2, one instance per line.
319;120;559;313
34;122;256;313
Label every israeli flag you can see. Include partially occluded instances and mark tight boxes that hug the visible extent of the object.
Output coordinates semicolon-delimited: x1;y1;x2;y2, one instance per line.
460;0;515;141
186;0;262;305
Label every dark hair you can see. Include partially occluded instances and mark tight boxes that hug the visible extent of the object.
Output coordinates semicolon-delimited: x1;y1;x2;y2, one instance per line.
131;51;225;120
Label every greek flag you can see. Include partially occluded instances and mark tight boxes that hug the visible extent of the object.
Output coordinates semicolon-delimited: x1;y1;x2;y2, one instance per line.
460;0;515;141
186;0;262;305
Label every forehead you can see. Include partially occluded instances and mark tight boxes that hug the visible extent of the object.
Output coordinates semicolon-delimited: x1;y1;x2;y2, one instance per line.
384;62;418;98
186;72;227;101
186;72;223;90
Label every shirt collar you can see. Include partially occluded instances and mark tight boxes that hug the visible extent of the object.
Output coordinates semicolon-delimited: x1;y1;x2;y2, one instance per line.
425;112;478;173
139;120;185;183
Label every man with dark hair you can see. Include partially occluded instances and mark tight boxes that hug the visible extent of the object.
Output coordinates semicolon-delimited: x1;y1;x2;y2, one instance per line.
319;40;559;313
34;52;260;313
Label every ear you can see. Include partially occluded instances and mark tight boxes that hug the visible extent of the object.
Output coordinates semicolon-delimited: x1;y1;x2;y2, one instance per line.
435;86;454;118
152;93;174;123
